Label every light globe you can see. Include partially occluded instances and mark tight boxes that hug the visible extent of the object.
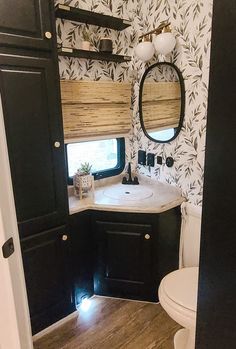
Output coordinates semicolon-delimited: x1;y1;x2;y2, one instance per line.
153;32;176;55
135;41;155;62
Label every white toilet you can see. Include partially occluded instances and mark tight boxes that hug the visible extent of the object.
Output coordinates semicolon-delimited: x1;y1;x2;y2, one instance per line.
158;203;201;349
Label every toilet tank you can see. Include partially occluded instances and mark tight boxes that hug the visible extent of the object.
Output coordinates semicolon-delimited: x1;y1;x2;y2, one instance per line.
180;202;202;268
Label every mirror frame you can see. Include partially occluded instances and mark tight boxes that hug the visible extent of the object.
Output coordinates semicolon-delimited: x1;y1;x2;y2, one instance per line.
139;62;185;143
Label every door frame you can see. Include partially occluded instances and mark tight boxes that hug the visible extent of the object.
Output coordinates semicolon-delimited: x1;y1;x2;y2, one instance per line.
0;95;33;349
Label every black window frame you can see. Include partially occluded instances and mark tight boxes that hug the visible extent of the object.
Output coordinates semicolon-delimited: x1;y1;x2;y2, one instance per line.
65;137;125;185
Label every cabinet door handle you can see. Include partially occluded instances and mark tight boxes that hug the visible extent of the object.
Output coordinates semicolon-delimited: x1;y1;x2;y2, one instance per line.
54;141;61;148
62;234;68;241
45;31;52;39
145;234;151;240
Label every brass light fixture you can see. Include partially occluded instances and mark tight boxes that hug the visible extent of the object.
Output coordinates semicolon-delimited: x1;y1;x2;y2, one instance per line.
135;22;176;62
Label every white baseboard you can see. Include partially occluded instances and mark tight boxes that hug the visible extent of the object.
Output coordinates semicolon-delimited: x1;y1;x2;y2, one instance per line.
95;294;159;305
32;310;78;341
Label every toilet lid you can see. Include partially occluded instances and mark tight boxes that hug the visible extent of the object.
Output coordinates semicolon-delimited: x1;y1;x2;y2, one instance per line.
161;267;199;312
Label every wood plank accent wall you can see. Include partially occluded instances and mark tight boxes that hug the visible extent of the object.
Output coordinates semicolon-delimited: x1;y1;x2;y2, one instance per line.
60;80;131;142
142;82;181;131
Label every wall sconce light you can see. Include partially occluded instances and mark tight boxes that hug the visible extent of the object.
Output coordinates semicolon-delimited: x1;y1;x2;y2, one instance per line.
135;22;176;62
135;35;155;62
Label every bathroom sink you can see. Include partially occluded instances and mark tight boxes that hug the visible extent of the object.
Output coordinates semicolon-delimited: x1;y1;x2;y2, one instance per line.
103;185;153;201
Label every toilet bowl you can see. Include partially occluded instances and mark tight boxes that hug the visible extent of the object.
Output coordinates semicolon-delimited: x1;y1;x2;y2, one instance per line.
159;267;198;349
158;203;201;349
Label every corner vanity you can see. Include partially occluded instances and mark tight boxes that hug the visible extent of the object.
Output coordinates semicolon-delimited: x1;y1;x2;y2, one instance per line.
0;0;187;337
69;176;185;305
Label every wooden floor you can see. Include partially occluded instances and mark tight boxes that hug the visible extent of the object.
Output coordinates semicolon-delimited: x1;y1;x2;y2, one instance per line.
34;296;180;349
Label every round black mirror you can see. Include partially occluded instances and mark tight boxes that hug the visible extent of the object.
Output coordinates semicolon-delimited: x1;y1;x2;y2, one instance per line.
139;62;185;143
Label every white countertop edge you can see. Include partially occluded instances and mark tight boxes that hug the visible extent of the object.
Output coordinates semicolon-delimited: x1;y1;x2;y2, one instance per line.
69;197;185;215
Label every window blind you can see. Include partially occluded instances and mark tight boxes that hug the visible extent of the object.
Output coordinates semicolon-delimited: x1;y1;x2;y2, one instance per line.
60;80;131;142
142;82;181;132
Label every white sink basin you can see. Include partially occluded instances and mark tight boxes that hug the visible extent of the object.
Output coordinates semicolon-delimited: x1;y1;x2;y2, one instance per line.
103;185;153;201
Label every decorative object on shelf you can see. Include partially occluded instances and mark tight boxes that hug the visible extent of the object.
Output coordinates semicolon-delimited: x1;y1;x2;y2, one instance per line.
99;37;113;53
81;28;90;51
73;162;94;200
58;47;131;63
135;21;176;62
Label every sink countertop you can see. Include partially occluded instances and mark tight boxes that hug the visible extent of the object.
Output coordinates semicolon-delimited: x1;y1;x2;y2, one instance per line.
69;175;185;215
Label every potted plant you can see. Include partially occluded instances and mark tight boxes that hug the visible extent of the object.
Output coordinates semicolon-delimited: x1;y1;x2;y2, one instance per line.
78;162;92;175
81;29;90;51
73;162;94;199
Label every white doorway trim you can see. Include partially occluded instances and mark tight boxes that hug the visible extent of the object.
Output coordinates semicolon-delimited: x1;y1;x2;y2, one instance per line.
0;95;33;349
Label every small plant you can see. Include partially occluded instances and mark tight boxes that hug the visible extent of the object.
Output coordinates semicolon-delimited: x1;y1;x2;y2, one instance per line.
82;28;90;42
78;162;92;175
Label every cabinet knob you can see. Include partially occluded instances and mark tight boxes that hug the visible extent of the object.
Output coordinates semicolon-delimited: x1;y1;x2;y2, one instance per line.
54;141;61;148
145;234;151;240
62;234;68;241
45;31;52;39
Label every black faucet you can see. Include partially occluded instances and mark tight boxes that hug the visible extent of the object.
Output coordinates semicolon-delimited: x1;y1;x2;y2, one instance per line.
122;162;139;185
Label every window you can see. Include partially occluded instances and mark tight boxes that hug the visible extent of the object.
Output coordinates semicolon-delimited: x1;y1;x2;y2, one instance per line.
66;138;125;183
149;128;175;141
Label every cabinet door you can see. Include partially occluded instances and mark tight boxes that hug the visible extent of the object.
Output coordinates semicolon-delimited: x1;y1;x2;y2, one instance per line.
21;226;74;334
94;221;153;301
69;211;94;306
0;53;68;237
0;0;53;51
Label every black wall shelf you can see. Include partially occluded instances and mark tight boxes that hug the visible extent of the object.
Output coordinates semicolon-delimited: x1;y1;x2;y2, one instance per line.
58;47;131;63
55;4;131;31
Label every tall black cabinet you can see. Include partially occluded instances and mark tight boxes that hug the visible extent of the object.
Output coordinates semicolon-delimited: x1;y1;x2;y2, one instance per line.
0;1;73;334
21;226;73;334
0;53;67;237
196;1;236;348
0;0;53;50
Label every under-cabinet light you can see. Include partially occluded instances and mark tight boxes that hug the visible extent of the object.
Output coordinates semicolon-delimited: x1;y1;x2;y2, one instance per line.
80;297;92;312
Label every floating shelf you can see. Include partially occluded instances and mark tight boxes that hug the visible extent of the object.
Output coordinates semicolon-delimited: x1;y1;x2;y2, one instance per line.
55;4;131;31
58;47;131;63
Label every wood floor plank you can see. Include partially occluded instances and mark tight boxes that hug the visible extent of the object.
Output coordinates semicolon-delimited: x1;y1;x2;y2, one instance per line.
34;297;124;349
124;310;179;349
34;296;181;349
96;303;163;349
65;300;147;349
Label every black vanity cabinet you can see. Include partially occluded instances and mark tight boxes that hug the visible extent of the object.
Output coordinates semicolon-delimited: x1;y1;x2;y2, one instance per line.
21;226;74;334
0;53;68;238
92;208;181;302
94;219;153;300
68;207;181;305
0;0;53;51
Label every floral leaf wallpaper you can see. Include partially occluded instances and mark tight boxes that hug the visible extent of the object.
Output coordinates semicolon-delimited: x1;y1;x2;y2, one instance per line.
55;0;213;206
